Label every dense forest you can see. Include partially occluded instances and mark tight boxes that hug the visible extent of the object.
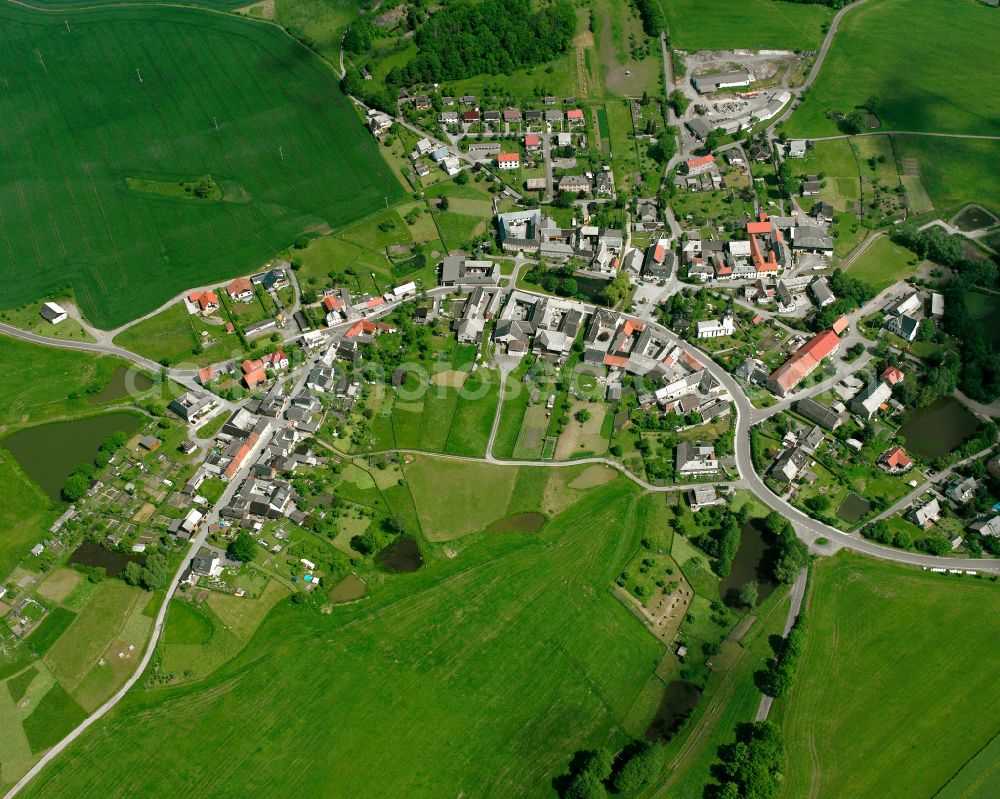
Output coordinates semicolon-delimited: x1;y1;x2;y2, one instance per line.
387;0;576;86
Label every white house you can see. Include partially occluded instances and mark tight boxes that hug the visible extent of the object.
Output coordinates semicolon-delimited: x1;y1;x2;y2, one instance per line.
676;442;719;476
40;302;68;324
696;314;736;339
497;152;520;170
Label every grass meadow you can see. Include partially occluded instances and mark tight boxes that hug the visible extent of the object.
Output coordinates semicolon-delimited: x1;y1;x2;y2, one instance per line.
663;0;832;51
785;0;1000;137
892;137;1000;217
0;3;401;328
846;236;921;293
18;478;666;799
779;554;1000;799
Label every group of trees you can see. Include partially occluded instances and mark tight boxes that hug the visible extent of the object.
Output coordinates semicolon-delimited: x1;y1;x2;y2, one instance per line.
352;513;407;556
762;512;810;584
689;504;752;580
122;552;169;591
557;739;664;799
756;614;807;699
342;20;378;55
940;278;1000;402
62;431;131;501
804;268;876;331
227;531;257;563
632;0;665;37
892;224;998;288
704;721;785;799
388;0;576;86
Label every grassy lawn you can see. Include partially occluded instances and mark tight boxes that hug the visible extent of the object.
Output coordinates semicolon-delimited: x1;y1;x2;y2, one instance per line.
0;300;94;343
19;479;668;799
0;2;401;329
846;236;921;292
785;0;1000;137
780;553;1000;799
113;301;244;367
798;138;861;211
663;0;832;50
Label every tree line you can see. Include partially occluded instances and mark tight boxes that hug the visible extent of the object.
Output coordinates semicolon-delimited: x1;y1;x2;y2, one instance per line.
632;0;665;37
555;738;665;799
756;613;807;699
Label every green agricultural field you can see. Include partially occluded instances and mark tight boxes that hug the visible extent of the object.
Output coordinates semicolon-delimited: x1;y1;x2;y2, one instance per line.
780;554;1000;799
19;479;665;799
0;3;401;328
20;682;87;755
785;0;1000;137
937;731;1000;799
663;0;832;51
846;236;921;292
892;136;1000;217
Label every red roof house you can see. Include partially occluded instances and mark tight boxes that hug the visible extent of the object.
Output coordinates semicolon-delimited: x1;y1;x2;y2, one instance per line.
188;291;219;313
227;277;254;302
831;315;850;335
880;446;913;472
685;154;716;175
881;366;905;385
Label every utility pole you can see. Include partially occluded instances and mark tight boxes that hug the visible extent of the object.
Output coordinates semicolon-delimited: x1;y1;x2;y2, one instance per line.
65;20;71;33
213;116;219;131
136;68;143;84
279;146;284;160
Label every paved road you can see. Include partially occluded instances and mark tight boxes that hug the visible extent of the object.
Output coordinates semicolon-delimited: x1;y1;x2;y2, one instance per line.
0;424;272;799
755;567;808;722
479;282;1000;572
810;130;1000;142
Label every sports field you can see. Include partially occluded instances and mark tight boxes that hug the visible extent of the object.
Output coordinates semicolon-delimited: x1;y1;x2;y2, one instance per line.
780;554;1000;798
18;478;665;799
663;0;832;51
785;0;1000;137
0;4;401;328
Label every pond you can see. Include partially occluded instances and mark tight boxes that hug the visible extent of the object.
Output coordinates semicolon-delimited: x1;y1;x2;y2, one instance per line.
897;396;980;460
718;520;778;607
88;366;155;404
645;680;702;741
326;573;368;604
486;512;547;533
376;536;424;573
1;411;143;501
68;541;144;577
837;493;871;523
571;275;612;305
